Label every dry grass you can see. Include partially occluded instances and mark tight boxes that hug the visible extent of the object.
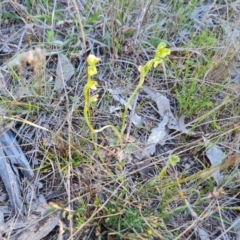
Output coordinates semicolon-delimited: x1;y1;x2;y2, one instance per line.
0;0;240;239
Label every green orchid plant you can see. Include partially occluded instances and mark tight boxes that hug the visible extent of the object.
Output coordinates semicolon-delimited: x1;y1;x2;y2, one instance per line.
84;43;171;146
84;54;122;144
121;42;171;135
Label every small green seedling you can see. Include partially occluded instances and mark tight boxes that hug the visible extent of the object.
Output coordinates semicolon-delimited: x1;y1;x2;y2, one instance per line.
160;155;180;177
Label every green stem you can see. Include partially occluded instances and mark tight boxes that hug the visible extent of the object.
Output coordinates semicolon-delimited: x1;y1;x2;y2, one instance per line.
121;73;145;137
83;85;94;133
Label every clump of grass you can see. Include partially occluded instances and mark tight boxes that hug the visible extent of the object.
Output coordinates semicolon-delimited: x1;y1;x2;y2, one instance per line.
172;29;222;118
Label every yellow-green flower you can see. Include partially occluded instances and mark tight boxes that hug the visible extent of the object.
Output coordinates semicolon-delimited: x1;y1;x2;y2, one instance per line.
138;65;143;73
152;42;171;68
90;94;99;103
87;80;98;90
88;65;98;76
87;54;101;65
155;42;171;58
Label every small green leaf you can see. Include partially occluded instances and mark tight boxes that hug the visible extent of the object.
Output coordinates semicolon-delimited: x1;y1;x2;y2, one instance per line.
3;12;20;20
67;213;74;220
86;11;100;24
169;155;180;166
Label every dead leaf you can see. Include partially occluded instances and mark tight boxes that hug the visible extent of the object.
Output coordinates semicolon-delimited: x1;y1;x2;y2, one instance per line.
206;144;225;185
176;115;197;135
143;87;196;134
1;130;34;180
177;115;189;133
0;150;23;213
131;113;142;126
0;195;60;239
109;106;122;113
0;208;4;225
145;114;168;155
143;87;171;117
143;87;179;130
55;54;74;91
108;88;129;108
197;227;210;240
0;71;10;97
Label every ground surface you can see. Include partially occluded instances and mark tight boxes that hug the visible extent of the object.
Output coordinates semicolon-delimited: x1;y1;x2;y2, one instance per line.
0;0;240;239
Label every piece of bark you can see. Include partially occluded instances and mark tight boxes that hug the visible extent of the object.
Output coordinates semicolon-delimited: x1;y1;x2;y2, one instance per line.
1;130;34;180
0;146;23;213
0;130;34;214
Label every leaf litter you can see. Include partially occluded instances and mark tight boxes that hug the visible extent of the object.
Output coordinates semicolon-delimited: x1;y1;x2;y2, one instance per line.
0;44;61;237
108;86;196;157
1;0;240;239
104;86;198;179
205;141;226;185
0;128;60;237
0;127;59;238
133;87;196;161
0;128;60;238
0;194;60;240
